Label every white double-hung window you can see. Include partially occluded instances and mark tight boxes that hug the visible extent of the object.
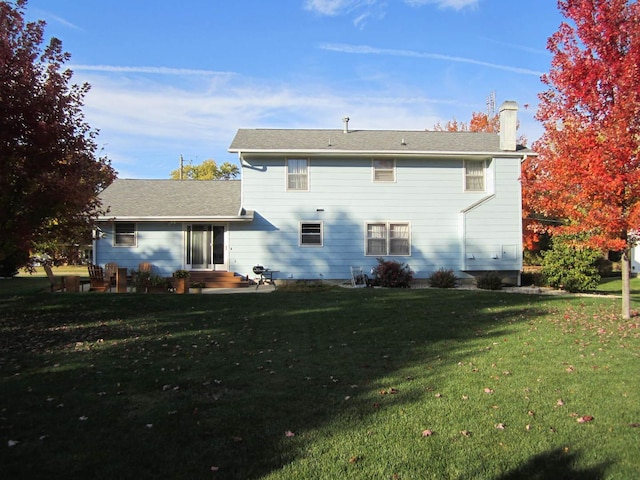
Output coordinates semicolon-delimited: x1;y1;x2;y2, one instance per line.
287;158;309;190
300;222;323;246
372;158;395;182
366;222;410;256
114;222;136;247
464;160;485;191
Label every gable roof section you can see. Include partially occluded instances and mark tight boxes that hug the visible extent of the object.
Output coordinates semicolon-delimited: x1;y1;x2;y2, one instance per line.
97;179;252;222
229;128;533;157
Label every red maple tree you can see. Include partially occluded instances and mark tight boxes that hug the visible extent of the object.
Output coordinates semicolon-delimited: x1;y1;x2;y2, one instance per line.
522;0;640;318
0;0;115;274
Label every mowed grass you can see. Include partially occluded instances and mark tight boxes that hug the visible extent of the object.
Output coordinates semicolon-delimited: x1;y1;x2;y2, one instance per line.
1;279;639;479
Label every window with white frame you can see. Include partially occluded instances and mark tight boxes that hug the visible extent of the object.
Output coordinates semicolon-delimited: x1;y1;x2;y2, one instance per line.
373;158;395;182
287;158;309;190
464;160;485;191
114;222;136;247
366;222;410;256
300;222;323;246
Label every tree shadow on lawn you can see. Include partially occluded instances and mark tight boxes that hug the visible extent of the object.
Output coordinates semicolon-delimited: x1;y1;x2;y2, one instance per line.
0;288;617;479
494;447;611;480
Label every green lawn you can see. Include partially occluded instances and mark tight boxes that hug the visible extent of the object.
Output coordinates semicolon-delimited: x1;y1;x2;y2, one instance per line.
1;279;639;479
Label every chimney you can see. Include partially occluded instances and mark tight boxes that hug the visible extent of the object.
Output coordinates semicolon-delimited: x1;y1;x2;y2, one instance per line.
342;116;350;133
499;101;518;151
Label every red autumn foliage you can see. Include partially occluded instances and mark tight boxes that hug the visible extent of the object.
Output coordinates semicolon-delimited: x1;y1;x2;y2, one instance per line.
522;0;640;317
0;1;116;273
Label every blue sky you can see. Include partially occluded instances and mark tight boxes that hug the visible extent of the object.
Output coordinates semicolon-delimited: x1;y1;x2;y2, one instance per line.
25;0;564;179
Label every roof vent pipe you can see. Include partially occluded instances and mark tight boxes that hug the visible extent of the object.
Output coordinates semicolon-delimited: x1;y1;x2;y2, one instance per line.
342;116;350;133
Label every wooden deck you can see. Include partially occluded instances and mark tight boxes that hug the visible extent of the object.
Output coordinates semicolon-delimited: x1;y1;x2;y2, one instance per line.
186;271;251;289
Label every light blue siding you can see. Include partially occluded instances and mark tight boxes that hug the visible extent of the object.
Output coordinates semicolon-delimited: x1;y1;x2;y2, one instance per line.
231;155;523;281
94;222;184;276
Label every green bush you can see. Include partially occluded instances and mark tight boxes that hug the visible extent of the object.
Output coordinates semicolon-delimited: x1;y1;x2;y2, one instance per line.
476;271;503;290
541;236;601;292
371;258;414;288
427;268;457;288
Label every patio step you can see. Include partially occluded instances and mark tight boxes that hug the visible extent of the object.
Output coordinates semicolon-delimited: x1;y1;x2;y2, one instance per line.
187;271;251;289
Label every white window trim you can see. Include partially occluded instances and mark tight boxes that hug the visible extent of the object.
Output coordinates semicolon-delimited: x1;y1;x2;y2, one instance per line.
372;158;396;183
464;159;486;192
364;221;411;256
286;158;310;191
299;221;323;247
113;222;137;247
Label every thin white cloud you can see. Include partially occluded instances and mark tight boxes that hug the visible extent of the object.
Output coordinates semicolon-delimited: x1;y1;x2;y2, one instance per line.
480;37;549;56
303;0;384;27
305;0;478;15
403;0;479;10
319;43;545;76
70;64;236;77
31;8;83;31
303;0;368;16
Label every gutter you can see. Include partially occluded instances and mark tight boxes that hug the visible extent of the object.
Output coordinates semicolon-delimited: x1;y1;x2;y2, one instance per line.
231;148;534;159
95;214;254;223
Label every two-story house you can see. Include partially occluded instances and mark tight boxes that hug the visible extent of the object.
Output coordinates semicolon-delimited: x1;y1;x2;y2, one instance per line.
94;101;532;286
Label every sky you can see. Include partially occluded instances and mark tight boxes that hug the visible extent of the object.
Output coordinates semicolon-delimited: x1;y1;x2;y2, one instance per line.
24;0;565;179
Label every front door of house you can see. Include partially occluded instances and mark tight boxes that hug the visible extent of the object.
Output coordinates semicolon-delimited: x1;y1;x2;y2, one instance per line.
186;224;227;270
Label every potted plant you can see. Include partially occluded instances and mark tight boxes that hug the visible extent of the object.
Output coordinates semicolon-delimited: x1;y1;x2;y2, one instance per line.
190;281;205;294
173;269;190;294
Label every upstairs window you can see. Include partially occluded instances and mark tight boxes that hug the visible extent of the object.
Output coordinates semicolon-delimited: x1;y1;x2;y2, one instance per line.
114;222;136;247
366;222;410;256
287;158;309;190
373;158;395;182
464;160;485;191
300;222;323;246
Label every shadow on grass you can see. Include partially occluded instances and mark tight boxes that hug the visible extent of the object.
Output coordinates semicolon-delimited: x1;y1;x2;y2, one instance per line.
494;448;611;480
0;285;621;479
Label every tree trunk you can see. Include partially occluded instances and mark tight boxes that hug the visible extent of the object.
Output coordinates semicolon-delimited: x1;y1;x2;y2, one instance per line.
621;249;631;319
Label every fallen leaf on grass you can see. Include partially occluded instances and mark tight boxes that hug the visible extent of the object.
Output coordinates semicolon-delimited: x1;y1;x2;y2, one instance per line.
577;415;594;423
349;455;362;463
380;388;399;395
211;466;219;472
285;430;295;437
434;393;443;398
421;429;434;437
484;388;494;394
79;416;88;421
461;430;472;437
629;423;640;428
557;399;565;406
495;423;506;430
8;440;19;447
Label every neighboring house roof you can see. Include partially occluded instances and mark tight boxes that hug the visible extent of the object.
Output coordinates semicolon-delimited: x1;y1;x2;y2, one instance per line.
96;179;252;222
229;129;533;156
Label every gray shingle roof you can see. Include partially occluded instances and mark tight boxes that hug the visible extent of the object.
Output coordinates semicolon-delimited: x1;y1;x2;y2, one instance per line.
229;128;531;155
97;179;244;220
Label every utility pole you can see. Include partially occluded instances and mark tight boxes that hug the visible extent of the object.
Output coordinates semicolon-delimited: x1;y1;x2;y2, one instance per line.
179;154;184;180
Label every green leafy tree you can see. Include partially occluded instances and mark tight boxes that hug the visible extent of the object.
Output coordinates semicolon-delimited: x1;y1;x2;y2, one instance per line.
0;0;115;275
170;159;239;180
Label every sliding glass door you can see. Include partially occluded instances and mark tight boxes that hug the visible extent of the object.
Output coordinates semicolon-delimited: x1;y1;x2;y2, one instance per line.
186;225;226;270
